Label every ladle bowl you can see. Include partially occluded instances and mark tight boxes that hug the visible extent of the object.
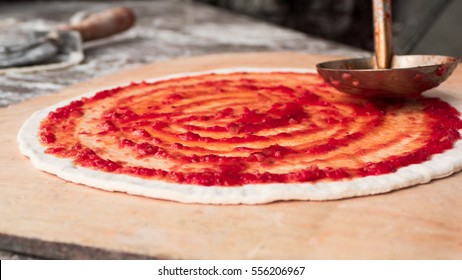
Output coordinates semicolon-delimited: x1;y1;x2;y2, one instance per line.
316;55;459;98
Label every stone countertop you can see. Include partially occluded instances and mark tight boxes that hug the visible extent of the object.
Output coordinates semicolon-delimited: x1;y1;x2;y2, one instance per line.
0;0;366;108
0;0;366;259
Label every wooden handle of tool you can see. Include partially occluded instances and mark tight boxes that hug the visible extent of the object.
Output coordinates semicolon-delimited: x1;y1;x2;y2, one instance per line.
60;7;135;42
373;0;393;69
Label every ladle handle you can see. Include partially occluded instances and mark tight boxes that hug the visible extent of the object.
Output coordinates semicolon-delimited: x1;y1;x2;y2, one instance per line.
373;0;393;69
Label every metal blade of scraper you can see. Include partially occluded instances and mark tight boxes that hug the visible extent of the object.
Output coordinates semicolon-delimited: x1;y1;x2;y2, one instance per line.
0;31;82;71
0;6;135;74
0;40;58;68
0;32;57;63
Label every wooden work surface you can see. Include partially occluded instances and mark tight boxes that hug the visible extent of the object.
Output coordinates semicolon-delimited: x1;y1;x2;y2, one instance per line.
1;52;462;259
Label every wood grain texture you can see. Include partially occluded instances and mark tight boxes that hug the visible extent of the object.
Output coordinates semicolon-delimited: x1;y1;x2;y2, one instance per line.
1;52;462;259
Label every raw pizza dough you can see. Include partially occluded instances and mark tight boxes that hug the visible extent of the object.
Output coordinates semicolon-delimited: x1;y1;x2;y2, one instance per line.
18;68;462;204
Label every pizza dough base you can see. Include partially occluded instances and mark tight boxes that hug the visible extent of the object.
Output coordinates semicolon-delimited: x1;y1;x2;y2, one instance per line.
17;68;462;204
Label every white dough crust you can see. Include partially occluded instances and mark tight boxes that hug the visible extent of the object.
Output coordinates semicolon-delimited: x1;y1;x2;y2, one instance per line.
17;68;462;204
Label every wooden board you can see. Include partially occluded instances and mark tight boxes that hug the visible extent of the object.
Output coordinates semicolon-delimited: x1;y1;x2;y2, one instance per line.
1;52;462;259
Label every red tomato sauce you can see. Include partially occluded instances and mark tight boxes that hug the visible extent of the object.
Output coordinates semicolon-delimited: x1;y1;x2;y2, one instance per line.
39;72;462;186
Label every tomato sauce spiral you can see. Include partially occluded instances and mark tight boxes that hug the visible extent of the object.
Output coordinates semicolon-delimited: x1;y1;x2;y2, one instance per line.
39;72;462;186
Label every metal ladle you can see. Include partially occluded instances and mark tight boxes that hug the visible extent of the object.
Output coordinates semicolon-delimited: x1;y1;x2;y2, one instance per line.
316;0;459;98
